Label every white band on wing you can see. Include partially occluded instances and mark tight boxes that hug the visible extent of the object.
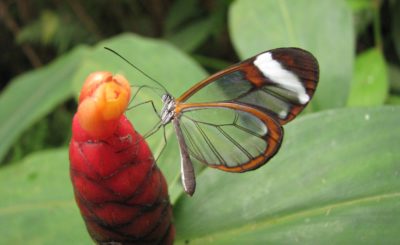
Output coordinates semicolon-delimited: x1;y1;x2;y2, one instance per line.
254;52;310;104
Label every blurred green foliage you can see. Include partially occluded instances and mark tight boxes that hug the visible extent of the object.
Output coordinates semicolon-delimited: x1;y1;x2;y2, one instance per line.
0;0;399;244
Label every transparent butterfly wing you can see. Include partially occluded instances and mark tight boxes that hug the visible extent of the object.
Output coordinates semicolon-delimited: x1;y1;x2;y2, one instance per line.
176;105;283;172
176;48;319;125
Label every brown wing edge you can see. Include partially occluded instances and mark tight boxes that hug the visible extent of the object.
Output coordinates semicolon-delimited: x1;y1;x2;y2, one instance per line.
258;48;320;125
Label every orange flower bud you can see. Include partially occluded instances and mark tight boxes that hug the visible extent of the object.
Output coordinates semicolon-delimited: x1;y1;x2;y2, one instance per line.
77;71;131;139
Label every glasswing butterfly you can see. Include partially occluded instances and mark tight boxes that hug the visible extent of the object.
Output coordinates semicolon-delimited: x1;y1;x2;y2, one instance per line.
107;47;319;196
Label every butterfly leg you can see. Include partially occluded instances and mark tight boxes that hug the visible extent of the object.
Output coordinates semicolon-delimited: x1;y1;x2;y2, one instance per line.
128;85;161;116
154;125;168;161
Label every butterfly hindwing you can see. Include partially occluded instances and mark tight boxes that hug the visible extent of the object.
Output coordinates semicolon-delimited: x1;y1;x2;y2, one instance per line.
175;103;283;172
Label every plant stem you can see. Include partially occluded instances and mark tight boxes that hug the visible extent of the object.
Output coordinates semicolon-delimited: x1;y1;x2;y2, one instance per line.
373;0;382;49
0;1;42;68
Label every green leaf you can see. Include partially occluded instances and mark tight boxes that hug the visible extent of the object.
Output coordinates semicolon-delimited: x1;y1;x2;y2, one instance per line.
192;54;233;71
166;18;213;52
173;106;400;244
0;149;92;245
345;0;373;11
16;10;91;53
165;0;230;53
387;95;400;105
1;107;398;243
17;10;59;45
348;48;388;106
229;0;354;111
3;100;73;165
388;64;400;94
0;46;89;163
164;0;199;34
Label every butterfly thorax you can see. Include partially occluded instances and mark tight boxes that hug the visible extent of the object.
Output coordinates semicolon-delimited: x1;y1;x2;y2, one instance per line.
161;94;176;125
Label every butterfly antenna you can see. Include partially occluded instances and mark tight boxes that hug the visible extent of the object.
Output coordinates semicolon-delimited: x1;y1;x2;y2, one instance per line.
104;47;168;93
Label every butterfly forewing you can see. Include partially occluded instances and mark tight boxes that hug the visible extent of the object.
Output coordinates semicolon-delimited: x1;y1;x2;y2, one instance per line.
176;48;319;125
179;70;253;103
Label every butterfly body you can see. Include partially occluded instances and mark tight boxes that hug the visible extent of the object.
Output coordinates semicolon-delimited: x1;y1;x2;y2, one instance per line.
157;47;319;196
161;94;176;125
